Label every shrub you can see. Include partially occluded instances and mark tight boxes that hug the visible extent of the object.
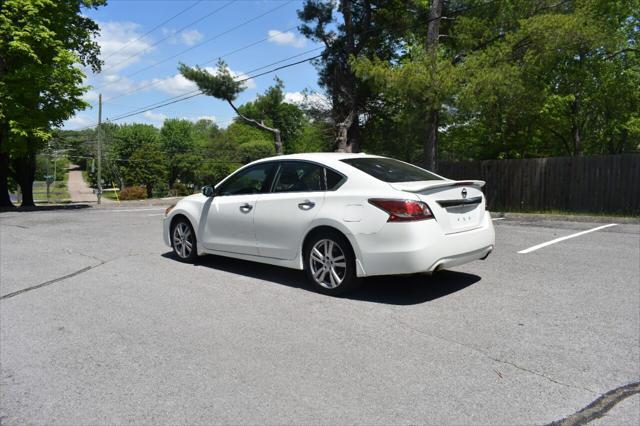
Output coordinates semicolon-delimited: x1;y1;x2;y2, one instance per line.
238;140;276;163
169;182;191;196
119;186;147;200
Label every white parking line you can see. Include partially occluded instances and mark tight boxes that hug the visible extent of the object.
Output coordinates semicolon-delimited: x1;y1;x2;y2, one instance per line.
518;224;618;254
492;217;505;221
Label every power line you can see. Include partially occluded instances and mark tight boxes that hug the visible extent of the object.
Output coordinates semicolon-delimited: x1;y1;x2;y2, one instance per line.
102;0;205;61
96;0;293;90
70;52;322;131
106;49;324;121
103;25;308;104
102;0;234;72
110;54;322;122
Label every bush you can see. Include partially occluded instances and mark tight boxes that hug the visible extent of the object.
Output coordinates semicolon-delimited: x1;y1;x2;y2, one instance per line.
238;140;276;163
119;186;147;200
169;182;191;196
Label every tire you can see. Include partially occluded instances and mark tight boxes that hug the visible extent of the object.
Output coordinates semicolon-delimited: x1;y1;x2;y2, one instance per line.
171;217;198;263
303;230;359;296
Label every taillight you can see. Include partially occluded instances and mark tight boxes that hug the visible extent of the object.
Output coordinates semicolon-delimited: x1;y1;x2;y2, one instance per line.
368;199;434;222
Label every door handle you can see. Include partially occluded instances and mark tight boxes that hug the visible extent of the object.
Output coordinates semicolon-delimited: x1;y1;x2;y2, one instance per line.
298;200;316;210
239;203;253;213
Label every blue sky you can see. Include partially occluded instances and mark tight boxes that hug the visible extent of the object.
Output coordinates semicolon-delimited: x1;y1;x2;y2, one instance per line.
65;0;324;130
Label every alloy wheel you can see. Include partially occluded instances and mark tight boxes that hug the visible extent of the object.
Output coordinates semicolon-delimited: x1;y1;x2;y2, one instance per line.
173;222;193;259
309;239;347;289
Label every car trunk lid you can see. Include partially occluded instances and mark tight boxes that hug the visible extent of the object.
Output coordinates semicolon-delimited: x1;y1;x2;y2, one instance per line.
389;180;486;234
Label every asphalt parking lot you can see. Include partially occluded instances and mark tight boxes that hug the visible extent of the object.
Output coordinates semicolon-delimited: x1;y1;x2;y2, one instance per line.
1;206;638;425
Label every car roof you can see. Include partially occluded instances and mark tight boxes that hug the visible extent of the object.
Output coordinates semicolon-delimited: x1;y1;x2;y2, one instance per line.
255;152;381;162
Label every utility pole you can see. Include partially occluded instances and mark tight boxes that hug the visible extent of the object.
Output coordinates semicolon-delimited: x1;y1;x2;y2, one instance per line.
46;140;51;203
97;93;102;205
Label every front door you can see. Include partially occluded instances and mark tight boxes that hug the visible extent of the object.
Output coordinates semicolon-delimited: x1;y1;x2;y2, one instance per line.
201;162;276;255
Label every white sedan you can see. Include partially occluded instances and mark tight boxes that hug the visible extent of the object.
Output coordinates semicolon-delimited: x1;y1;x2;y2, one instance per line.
163;153;495;295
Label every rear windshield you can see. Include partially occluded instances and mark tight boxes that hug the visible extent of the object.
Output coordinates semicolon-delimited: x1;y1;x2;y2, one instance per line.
341;158;442;183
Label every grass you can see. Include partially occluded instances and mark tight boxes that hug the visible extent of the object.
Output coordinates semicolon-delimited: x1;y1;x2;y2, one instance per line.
32;178;70;203
101;190;121;201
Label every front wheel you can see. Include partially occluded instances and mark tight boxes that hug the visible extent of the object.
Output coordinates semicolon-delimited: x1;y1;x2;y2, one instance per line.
304;231;359;296
171;218;198;263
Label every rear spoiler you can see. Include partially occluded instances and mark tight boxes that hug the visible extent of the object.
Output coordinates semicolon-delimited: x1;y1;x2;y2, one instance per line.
390;180;486;193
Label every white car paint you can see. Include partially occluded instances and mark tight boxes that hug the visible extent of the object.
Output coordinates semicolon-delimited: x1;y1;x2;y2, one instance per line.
163;153;495;277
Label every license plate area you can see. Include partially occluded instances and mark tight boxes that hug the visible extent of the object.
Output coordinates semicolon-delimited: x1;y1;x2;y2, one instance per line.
446;204;481;231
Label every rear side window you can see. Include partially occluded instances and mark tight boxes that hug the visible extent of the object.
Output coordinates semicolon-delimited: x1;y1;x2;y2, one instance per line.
272;161;324;193
325;168;346;190
341;158;442;183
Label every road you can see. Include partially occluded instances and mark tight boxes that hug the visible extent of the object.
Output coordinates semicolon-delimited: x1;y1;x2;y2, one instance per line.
0;207;638;425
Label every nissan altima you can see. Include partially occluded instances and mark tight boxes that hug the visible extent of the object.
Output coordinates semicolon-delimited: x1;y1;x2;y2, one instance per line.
163;153;495;295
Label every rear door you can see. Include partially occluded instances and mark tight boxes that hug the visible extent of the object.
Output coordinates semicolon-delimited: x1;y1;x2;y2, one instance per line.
253;161;326;259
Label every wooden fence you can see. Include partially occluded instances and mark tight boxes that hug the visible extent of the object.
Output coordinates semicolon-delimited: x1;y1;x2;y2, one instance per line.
435;154;640;215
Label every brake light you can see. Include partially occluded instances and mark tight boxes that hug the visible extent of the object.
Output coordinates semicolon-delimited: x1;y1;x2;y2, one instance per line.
368;199;434;222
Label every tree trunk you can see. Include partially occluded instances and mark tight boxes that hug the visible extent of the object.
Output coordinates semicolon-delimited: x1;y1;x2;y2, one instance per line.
423;0;444;171
14;153;36;207
424;109;438;171
336;111;355;152
274;129;283;155
347;118;360;153
0;122;14;208
570;97;581;155
0;152;13;208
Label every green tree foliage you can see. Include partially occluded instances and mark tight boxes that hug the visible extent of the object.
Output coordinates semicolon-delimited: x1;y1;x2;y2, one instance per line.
0;0;105;207
179;60;285;154
351;0;639;164
238;78;306;153
109;124;168;196
160;119;198;186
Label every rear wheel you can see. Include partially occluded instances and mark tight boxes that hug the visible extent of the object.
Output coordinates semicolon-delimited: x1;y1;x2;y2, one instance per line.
171;218;198;263
304;230;359;295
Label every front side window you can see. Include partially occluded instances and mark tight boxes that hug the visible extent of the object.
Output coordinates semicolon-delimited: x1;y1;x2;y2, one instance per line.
218;163;275;196
341;157;442;183
272;161;324;193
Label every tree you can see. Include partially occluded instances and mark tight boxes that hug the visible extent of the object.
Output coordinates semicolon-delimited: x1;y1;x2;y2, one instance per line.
160;119;198;187
0;0;104;207
179;60;284;155
110;124;168;195
298;0;375;153
124;144;168;198
237;78;307;153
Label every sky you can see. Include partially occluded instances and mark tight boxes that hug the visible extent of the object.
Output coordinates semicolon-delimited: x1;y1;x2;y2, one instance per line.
64;0;324;130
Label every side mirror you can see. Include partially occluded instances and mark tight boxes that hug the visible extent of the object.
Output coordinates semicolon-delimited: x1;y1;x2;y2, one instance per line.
202;185;215;197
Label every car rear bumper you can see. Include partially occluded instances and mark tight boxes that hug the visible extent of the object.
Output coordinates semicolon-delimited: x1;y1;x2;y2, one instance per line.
353;211;495;277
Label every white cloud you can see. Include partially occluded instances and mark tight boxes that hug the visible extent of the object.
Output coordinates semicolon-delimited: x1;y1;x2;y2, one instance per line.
180;29;203;46
151;74;197;96
64;115;93;129
143;110;167;123
192;115;217;122
151;66;255;96
97;21;155;72
285;91;331;109
267;30;306;48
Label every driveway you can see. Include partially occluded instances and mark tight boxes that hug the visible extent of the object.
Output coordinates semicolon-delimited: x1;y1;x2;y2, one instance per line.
66;164;114;204
0;208;638;425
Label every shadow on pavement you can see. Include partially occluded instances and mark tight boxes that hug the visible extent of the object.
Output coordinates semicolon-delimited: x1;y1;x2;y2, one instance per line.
162;252;481;306
0;203;92;213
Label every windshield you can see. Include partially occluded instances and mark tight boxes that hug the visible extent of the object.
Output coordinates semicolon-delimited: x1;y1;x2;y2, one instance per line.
341;158;442;183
